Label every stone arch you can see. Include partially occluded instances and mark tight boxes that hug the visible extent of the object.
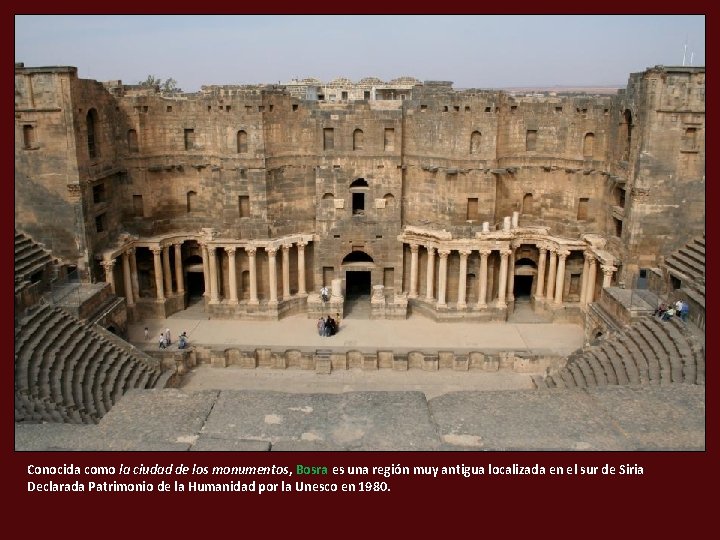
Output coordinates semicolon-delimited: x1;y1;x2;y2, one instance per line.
383;193;395;205
350;178;369;188
342;251;374;264
322;192;334;200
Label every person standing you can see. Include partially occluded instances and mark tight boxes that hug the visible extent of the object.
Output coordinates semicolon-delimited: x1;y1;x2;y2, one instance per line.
317;317;325;337
335;312;341;333
144;327;149;341
159;333;167;349
165;328;172;345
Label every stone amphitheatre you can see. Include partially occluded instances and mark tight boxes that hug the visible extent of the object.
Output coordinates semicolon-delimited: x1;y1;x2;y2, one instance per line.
14;63;705;450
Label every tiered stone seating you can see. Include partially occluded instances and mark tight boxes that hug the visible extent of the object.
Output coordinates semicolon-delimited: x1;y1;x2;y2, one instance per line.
14;304;172;424
535;314;705;390
665;235;706;311
14;230;53;284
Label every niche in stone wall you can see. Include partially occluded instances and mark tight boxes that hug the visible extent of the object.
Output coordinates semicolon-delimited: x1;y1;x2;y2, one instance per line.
187;191;197;213
577;197;589;220
583;133;595;158
87;109;99;158
470;131;482;154
353;129;364;150
522;193;533;215
237;130;248;153
22;124;35;149
127;129;139;153
526;130;537;152
384;128;395;151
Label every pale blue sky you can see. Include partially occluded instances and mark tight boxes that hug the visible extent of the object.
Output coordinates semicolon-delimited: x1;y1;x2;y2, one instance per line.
15;15;705;91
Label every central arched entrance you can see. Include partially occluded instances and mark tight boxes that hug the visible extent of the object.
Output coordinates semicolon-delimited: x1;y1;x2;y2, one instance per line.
342;250;374;317
513;258;537;300
184;254;205;304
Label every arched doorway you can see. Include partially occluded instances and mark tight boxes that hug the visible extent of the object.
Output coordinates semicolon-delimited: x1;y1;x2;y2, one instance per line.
184;254;204;301
342;250;374;316
513;257;537;299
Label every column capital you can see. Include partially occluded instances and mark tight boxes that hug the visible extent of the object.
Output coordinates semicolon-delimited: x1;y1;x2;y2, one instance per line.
547;245;558;254
282;244;291;253
438;249;451;258
297;240;308;248
101;258;115;269
207;245;217;255
409;243;419;253
126;247;135;256
601;265;616;275
557;249;571;259
537;241;549;251
479;248;492;256
458;248;472;257
585;252;596;263
427;246;436;255
246;246;257;256
500;248;512;257
150;247;162;255
226;246;237;255
266;246;278;256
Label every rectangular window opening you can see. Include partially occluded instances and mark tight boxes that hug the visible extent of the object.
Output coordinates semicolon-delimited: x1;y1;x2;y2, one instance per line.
132;194;143;217
577;197;589;220
467;198;479;221
238;195;250;218
184;128;195;150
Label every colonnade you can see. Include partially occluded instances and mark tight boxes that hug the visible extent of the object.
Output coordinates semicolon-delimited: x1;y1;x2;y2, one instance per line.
102;239;309;306
405;240;616;309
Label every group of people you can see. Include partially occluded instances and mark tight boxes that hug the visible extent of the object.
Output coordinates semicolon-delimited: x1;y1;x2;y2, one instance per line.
654;299;690;322
317;313;340;337
152;327;190;349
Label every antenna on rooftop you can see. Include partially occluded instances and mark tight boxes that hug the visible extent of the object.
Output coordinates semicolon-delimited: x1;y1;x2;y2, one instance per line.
690;51;694;66
682;39;687;66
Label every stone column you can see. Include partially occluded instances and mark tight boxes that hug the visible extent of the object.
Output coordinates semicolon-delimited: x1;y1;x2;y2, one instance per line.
425;247;436;301
554;250;569;305
122;251;134;306
585;255;597;304
174;243;185;294
102;258;116;294
201;243;210;297
409;243;419;298
579;251;590;305
496;249;510;308
457;249;470;309
477;249;490;308
247;247;259;304
297;241;307;296
227;247;238;304
282;244;291;299
602;265;615;288
151;248;164;300
507;246;516;302
208;246;219;303
437;249;450;307
534;244;547;301
267;247;278;305
129;248;140;301
545;248;557;302
162;246;173;295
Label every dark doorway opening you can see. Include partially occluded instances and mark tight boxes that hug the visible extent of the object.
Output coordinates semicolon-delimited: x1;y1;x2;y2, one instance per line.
346;271;371;297
352;192;365;215
186;271;205;298
514;275;534;298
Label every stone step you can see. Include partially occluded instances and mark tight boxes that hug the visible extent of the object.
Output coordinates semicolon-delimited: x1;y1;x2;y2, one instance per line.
567;363;587;388
678;246;705;267
670;251;705;276
591;349;618;385
574;358;597;387
599;343;629;385
618;334;649;384
585;353;608;386
643;318;684;383
665;259;702;282
625;327;661;384
636;320;673;385
608;337;640;385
